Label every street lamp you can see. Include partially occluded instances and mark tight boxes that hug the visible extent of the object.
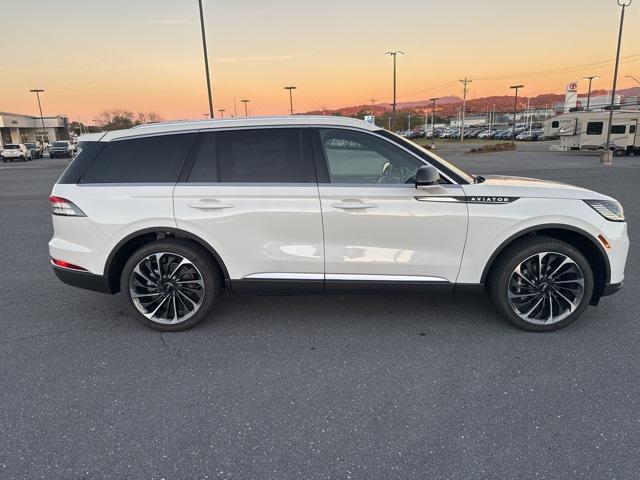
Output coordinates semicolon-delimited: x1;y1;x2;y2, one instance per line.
284;86;296;115
626;75;640;85
241;99;250;117
429;97;439;138
197;0;214;119
385;51;404;131
602;0;632;165
29;89;47;144
583;76;599;111
510;85;524;142
459;78;472;141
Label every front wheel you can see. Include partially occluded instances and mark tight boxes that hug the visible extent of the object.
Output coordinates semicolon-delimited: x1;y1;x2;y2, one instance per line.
121;238;221;331
488;236;594;332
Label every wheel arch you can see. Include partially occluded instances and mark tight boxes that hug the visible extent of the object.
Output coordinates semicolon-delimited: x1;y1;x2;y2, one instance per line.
105;227;230;294
481;224;610;304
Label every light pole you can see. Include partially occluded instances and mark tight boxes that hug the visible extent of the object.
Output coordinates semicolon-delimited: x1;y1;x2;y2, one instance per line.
385;51;404;131
284;86;296;115
459;78;471;141
583;76;599;111
29;89;47;144
241;99;250;117
510;85;524;142
217;109;226;118
407;114;412;131
429;97;439;138
197;0;214;119
626;75;640;85
603;0;632;165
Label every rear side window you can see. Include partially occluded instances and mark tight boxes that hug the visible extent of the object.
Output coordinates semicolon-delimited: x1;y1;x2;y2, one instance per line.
188;128;307;183
610;125;626;134
631;125;637;134
586;122;603;135
80;134;194;184
551;121;559;128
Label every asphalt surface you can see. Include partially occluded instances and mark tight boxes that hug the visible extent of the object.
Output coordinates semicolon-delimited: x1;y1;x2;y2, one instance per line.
1;146;639;479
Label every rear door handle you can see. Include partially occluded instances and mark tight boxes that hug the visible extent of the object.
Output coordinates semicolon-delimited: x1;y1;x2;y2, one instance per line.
331;200;377;210
188;199;233;210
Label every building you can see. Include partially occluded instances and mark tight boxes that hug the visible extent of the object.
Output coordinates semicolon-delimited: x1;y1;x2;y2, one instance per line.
0;112;70;146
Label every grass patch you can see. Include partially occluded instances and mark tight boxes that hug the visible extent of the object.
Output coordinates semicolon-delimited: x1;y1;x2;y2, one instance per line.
467;142;517;154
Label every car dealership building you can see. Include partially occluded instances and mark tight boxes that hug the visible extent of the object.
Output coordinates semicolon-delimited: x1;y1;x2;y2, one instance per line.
0;112;70;146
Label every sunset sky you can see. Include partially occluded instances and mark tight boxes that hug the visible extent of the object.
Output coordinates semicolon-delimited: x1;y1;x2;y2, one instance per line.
3;0;640;123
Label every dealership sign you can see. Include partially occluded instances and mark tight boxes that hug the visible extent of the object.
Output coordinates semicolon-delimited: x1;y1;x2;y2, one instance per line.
564;81;578;113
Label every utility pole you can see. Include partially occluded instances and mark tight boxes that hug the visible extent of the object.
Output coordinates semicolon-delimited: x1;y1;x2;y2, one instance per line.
284;86;296;115
370;98;376;116
385;51;404;131
218;109;226;118
233;98;237;117
429;97;439;138
197;0;214;118
583;76;599;111
510;85;524;142
459;78;472;141
241;99;250;117
603;0;632;165
407;114;412;131
29;89;47;144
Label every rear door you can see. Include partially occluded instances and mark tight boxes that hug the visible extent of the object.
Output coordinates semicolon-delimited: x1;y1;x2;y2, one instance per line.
312;128;468;289
173;127;324;290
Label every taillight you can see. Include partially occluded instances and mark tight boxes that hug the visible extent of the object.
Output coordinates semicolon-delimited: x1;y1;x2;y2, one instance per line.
49;196;86;216
51;258;88;271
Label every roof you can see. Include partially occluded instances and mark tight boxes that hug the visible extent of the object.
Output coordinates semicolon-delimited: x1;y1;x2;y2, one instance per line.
99;115;379;141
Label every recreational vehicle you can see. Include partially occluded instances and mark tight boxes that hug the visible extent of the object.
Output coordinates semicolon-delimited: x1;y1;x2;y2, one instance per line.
546;111;640;155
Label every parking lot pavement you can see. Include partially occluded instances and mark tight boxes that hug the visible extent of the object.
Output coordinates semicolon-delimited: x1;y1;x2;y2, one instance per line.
1;152;639;479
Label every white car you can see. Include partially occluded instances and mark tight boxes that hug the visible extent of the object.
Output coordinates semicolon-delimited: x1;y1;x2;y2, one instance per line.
1;144;32;162
48;116;629;332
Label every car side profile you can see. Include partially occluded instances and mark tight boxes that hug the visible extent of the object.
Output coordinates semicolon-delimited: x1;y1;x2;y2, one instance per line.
49;116;629;332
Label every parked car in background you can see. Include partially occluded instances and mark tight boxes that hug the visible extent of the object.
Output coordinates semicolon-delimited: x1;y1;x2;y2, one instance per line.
1;144;31;162
49;141;74;158
24;142;43;159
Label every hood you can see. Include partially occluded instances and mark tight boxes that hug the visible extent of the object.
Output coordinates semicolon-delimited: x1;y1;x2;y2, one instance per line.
462;175;612;201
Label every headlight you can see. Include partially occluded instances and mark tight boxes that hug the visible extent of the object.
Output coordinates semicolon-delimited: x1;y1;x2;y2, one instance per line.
584;200;625;222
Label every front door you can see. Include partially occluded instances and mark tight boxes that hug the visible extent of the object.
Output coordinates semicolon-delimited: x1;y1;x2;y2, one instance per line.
173;128;324;290
312;128;468;288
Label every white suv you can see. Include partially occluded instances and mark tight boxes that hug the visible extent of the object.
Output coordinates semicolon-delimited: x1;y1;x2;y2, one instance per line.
49;116;629;332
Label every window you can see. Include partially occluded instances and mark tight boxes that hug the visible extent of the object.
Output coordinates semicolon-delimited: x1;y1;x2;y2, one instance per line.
318;129;424;184
189;128;305;183
610;125;626;134
631;125;636;134
586;122;603;135
80;134;194;184
551;121;559;128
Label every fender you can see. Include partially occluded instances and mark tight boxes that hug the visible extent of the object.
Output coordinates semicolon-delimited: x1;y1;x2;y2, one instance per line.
479;223;611;284
104;226;231;281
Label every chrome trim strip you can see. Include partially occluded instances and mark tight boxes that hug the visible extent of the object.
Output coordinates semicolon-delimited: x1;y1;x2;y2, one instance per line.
244;273;324;280
325;274;448;282
414;196;462;203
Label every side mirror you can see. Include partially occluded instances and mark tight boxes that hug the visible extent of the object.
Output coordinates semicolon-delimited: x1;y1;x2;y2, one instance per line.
415;165;440;187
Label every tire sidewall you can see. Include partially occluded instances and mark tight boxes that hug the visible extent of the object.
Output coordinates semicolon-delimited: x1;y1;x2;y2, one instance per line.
120;239;220;331
490;238;594;332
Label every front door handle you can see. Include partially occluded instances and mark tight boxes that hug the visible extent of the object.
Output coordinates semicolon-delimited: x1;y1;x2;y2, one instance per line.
331;200;377;210
188;199;234;210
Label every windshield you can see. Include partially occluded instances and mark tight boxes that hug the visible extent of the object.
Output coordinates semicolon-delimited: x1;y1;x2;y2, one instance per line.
53;141;68;147
4;145;19;149
24;143;36;148
376;130;475;184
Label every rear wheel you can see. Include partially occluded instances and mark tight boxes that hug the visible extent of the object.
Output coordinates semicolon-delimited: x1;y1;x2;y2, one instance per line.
121;239;221;331
488;236;594;332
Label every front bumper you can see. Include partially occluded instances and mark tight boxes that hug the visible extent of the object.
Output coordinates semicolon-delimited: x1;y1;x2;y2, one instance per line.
52;265;114;294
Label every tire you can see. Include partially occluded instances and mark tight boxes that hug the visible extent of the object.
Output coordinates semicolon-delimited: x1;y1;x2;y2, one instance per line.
120;238;221;331
487;236;594;332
